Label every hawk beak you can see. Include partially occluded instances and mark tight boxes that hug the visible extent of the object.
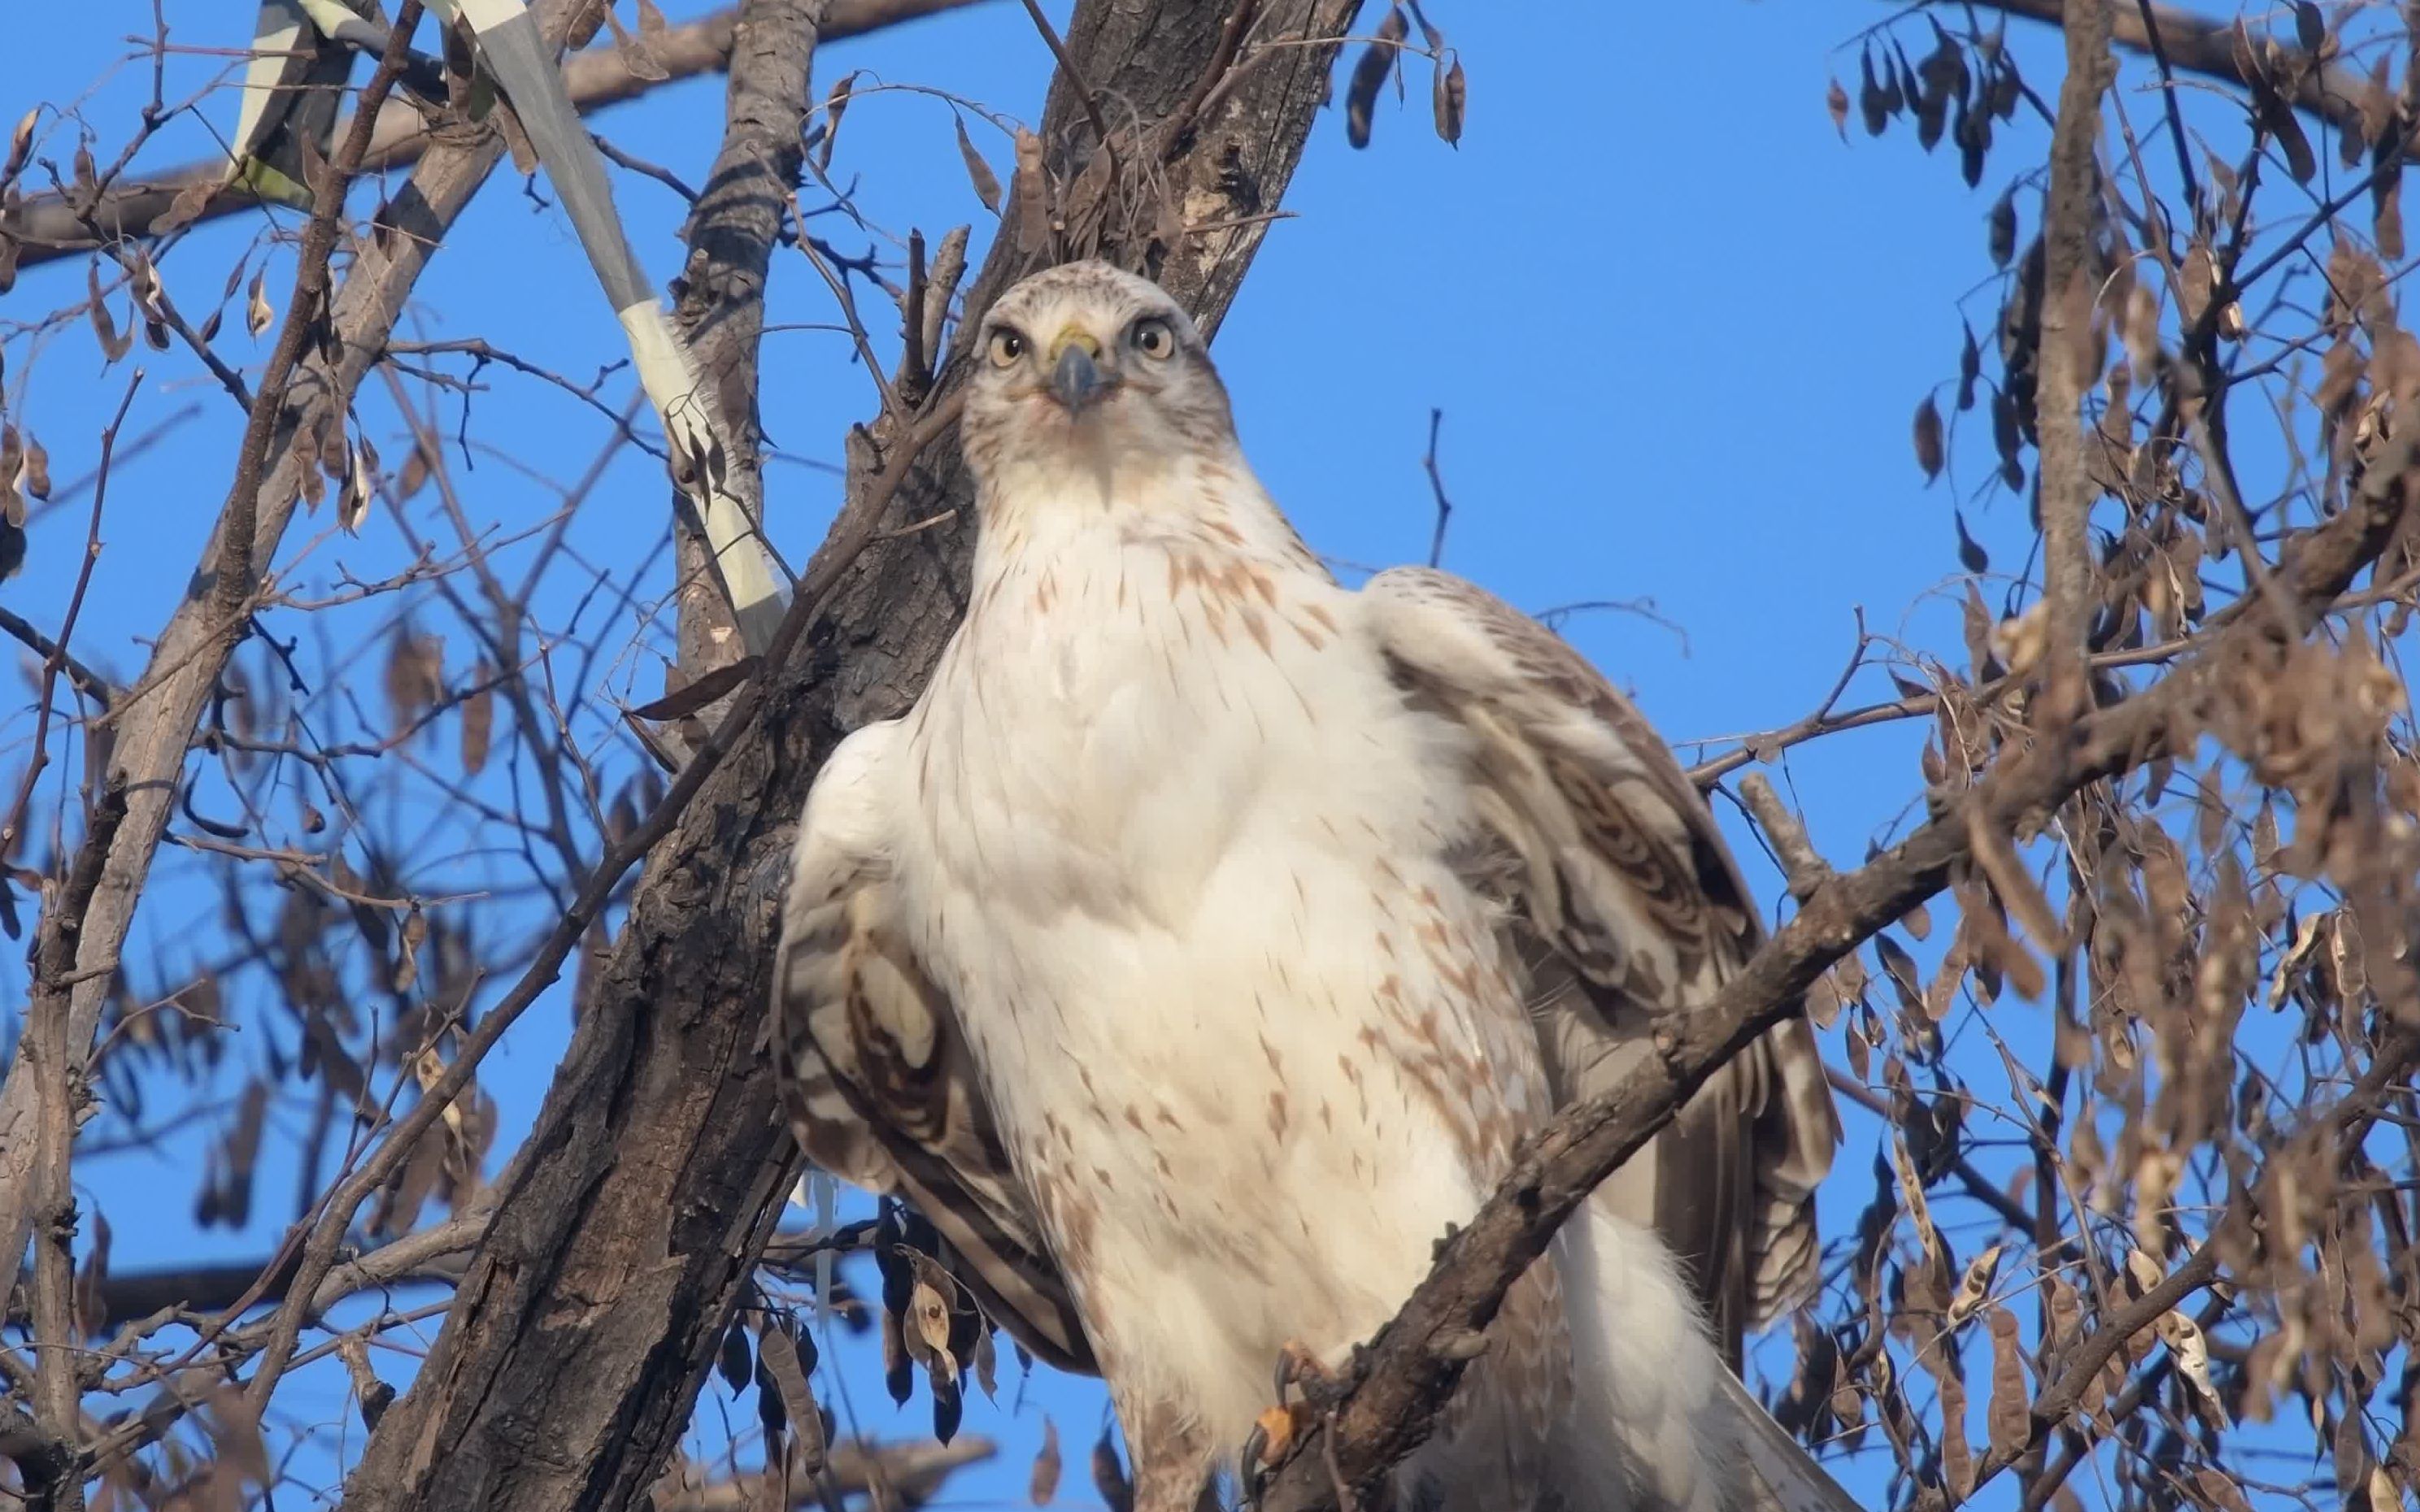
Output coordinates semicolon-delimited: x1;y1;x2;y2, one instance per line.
1049;329;1108;415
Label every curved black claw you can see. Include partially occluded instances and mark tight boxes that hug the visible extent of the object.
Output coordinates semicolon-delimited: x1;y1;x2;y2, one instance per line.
1239;1420;1270;1506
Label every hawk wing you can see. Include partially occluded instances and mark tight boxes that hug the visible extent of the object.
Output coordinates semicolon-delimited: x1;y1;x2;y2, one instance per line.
772;720;1095;1374
1360;567;1839;1365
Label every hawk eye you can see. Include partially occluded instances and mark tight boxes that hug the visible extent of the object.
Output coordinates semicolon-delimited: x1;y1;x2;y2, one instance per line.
1129;317;1176;360
987;327;1026;368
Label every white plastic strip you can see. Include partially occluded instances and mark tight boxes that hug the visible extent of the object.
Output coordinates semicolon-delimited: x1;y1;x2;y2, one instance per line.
449;0;524;33
812;1171;837;1323
442;0;790;649
231;1;308;168
294;0;385;51
620;301;788;647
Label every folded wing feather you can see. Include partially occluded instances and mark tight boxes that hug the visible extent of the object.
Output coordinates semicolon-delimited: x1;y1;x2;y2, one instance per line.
770;719;1095;1374
1358;566;1839;1366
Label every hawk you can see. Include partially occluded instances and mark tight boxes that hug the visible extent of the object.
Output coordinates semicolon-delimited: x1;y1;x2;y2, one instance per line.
774;261;1848;1512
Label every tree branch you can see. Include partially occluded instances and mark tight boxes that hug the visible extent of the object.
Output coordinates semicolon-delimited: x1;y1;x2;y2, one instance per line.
1946;0;2387;144
1251;437;2420;1512
7;1225;864;1336
1960;1021;2420;1505
0;0;987;270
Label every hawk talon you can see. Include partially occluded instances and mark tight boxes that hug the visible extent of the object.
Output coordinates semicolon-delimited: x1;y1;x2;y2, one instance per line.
1239;1420;1270;1501
1273;1339;1346;1411
1245;1400;1314;1501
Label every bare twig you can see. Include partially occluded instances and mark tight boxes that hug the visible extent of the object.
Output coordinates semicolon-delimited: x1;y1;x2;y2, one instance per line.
1421;407;1451;568
1016;0;1115;154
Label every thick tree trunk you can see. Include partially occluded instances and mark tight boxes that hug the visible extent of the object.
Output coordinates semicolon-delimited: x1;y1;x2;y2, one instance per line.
335;5;1356;1510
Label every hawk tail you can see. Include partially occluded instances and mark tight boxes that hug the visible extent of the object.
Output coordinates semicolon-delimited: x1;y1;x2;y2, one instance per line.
1551;1201;1861;1512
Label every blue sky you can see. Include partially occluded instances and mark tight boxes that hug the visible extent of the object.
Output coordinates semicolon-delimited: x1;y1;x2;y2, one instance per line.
1;2;2326;1509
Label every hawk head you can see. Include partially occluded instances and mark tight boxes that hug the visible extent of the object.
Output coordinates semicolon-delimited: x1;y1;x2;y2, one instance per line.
960;261;1235;498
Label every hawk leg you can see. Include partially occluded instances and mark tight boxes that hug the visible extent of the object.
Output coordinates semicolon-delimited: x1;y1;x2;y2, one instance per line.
1113;1384;1221;1512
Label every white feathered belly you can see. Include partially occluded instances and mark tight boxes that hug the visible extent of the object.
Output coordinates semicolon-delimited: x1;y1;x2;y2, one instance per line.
899;545;1548;1448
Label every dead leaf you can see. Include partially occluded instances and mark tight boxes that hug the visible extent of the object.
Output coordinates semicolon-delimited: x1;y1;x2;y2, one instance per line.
247;267;275;337
2292;2;2322;54
396;439;432;502
908;1280;955;1383
5;108;36;184
1012;127;1049;254
1345;7;1408;149
2159;1310;2216;1399
155;176;215;235
1091;1423;1133;1512
603;3;668;80
820;71;857;172
1985;1307;2027;1458
393;903;426;993
1888;1129;1940;1262
955;115;1001;213
1954;509;1988;573
460;664;494;776
1030;1416;1062;1505
87;259;131;363
384;629;445;732
202;1384;269;1488
757;1323;824;1479
1432;54;1465;146
973;1323;998;1399
1913;393;1944;480
717;1320;753;1394
1948;1241;2003;1323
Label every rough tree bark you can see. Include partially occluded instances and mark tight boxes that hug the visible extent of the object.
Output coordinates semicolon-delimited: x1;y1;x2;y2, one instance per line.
333;5;1356;1510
